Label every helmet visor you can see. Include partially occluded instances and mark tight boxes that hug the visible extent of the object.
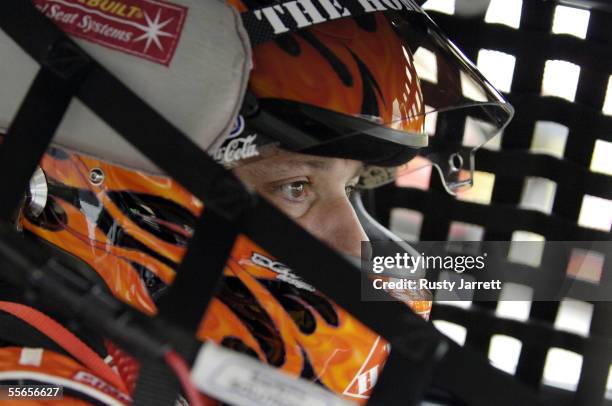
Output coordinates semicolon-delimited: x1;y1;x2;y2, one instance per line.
381;8;514;192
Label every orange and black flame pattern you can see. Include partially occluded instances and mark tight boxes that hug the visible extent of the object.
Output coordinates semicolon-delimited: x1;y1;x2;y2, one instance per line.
21;146;200;314
18;146;431;402
229;0;425;134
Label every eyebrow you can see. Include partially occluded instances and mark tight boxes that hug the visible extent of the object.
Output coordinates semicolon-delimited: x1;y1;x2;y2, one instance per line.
290;159;332;171
251;159;331;177
247;158;362;180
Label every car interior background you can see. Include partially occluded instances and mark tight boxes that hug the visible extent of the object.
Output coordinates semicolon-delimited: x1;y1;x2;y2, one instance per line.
364;0;611;405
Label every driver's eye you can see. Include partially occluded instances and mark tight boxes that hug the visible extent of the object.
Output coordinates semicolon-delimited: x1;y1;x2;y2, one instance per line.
345;185;356;198
279;181;308;201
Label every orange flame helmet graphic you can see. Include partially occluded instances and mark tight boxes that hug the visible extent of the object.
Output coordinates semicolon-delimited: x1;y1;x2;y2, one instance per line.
213;0;427;170
247;12;426;133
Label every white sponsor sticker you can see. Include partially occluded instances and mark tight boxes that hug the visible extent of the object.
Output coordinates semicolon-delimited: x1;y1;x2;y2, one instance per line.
19;348;43;367
191;343;355;406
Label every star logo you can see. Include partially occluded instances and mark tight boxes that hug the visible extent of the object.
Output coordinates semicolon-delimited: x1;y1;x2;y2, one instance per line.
133;9;175;53
36;0;188;65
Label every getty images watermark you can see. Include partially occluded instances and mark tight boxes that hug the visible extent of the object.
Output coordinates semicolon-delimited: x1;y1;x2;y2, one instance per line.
361;241;612;302
370;251;501;292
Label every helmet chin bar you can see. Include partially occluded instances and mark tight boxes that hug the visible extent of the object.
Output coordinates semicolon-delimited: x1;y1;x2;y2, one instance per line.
352;191;421;258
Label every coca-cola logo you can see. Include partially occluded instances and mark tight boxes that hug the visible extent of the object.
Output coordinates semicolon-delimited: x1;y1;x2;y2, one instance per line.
213;134;259;165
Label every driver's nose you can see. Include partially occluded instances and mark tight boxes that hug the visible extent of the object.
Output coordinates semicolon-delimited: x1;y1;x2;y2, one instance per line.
300;195;369;258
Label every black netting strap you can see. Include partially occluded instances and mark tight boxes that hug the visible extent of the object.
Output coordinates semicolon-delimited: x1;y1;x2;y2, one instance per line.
239;198;550;406
435;343;549;406
369;331;447;405
0;44;90;221
504;95;612;144
375;2;612;405
0;2;549;406
0;0;93;222
131;358;181;406
476;149;612;200
390;188;611;241
156;210;239;335
429;12;612;75
432;304;612;356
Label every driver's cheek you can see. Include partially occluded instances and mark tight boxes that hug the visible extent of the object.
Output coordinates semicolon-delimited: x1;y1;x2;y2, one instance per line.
298;195;368;258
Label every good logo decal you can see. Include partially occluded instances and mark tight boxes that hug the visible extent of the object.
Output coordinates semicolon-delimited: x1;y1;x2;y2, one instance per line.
32;0;188;66
343;336;390;399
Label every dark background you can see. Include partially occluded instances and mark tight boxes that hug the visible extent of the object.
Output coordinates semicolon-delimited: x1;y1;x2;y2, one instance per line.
368;0;612;404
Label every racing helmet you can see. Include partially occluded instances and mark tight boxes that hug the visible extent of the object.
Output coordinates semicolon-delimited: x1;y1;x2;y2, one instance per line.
213;0;514;194
2;0;511;402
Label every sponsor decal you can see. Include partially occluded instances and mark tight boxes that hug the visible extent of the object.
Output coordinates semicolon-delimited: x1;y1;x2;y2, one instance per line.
228;115;246;139
73;371;131;402
213;134;260;165
251;252;316;292
343;336;389;398
18;348;44;367
32;0;188;66
247;0;420;36
192;342;351;406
